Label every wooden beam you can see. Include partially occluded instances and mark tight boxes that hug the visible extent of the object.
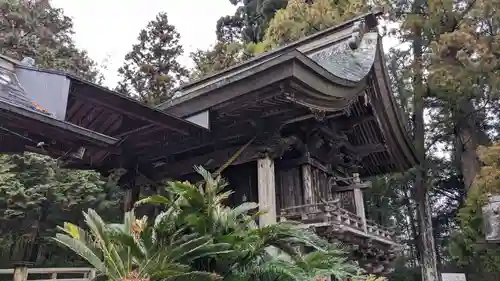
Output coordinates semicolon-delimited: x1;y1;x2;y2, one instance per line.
315;125;387;157
344;143;386;157
139;114;294;160
156;144;260;177
114;124;156;138
0;101;118;146
332;182;372;192
140;126;250;159
277;155;333;174
70;82;204;136
337;114;377;131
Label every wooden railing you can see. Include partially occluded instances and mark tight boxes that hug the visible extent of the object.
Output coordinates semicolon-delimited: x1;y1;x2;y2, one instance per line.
366;220;395;239
280;200;395;242
0;268;95;281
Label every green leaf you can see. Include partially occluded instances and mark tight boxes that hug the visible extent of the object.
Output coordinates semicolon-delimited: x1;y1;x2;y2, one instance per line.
135;195;172;207
52;234;107;275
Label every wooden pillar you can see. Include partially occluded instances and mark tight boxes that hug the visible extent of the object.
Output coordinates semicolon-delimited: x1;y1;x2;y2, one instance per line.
257;156;277;227
119;168;140;213
123;189;134;212
353;173;367;232
302;164;315;212
12;263;29;281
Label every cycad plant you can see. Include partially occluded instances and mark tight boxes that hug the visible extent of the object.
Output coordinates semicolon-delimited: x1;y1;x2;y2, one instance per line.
136;166;363;281
53;208;230;281
54;167;368;281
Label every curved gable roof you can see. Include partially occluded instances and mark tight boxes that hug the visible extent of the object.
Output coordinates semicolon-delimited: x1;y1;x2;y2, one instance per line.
159;10;419;175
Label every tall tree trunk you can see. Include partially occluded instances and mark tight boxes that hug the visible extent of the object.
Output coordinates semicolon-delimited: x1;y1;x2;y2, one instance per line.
411;2;440;279
405;190;420;265
454;99;490;191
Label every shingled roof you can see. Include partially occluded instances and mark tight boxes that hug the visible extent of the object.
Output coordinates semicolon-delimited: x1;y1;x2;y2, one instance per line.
157;10;419;176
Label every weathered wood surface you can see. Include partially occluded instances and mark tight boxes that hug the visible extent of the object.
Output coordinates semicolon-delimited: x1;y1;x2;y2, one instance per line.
0;268;95;281
280;200;395;243
257;156;277;227
223;162;258;206
277;166;304;211
276;164;337;211
334;190;356;213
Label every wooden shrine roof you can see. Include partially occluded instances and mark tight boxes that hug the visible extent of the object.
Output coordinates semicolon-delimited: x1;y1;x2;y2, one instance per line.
0;55;206;175
160;10;382;113
157;10;419;177
0;60;118;155
0;10;419;178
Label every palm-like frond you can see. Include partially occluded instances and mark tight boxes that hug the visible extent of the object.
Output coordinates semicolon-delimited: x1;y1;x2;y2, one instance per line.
59;149;360;281
53;210;127;281
55;206;236;281
136;165;361;281
52;233;107;273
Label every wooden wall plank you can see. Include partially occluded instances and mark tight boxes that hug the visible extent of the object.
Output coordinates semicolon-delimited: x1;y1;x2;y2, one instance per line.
277;166;303;210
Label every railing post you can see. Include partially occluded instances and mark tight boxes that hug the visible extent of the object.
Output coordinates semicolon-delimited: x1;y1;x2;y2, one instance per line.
352;173;368;232
279;209;287;222
12;262;29;281
88;269;97;280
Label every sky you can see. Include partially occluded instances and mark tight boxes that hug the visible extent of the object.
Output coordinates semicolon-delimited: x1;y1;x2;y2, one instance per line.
50;0;237;88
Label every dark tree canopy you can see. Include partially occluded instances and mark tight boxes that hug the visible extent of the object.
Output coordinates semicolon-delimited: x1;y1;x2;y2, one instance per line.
190;0;289;79
189;41;245;80
0;0;101;82
116;12;188;105
217;0;288;44
0;0;118;267
0;154;122;265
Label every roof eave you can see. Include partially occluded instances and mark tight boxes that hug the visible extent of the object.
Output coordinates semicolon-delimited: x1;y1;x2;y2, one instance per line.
10;63;209;134
0;99;118;146
370;40;419;171
162;51;369;118
157;9;384;111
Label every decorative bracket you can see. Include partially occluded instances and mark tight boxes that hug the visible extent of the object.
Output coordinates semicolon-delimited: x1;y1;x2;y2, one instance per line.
255;134;305;159
311;108;327;121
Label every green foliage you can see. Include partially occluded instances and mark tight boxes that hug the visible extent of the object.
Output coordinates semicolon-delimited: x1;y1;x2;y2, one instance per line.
116;12;188;105
377;0;500;279
0;0;119;267
263;0;372;48
0;153;122;266
427;0;500;101
189;0;373;80
0;0;101;82
189;42;246;80
138;166;363;281
218;0;288;44
56;167;365;281
449;143;500;281
54;209;226;281
188;0;288;79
